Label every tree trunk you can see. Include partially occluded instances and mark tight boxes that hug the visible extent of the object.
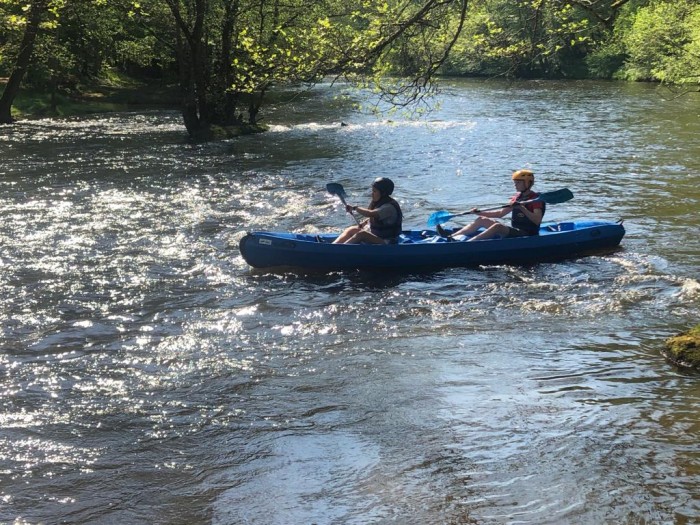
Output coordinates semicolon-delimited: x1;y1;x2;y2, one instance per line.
175;29;199;135
0;0;48;124
166;0;211;137
218;0;241;125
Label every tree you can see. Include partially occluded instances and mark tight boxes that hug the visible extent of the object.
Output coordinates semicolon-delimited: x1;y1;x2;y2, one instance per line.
442;0;641;79
0;0;135;121
0;0;50;123
618;0;700;86
131;0;469;138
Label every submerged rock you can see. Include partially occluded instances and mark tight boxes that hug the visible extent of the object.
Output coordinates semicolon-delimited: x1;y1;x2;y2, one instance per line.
189;123;269;142
209;123;268;139
663;324;700;370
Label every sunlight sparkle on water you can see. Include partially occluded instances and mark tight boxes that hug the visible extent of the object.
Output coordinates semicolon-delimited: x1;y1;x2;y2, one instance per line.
0;437;100;471
679;278;700;298
235;306;258;316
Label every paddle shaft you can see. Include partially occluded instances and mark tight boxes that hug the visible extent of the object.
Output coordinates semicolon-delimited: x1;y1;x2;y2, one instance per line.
450;197;541;218
339;195;361;225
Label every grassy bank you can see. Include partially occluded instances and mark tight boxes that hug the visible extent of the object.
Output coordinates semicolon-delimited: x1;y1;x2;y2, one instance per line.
2;74;180;120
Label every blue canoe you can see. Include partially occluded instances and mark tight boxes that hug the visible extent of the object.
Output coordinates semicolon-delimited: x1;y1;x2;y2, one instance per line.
239;220;625;270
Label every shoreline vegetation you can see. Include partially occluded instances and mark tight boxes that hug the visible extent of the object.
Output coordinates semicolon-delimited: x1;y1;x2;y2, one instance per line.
0;76;181;120
1;74;696;142
1;74;688;123
0;75;270;138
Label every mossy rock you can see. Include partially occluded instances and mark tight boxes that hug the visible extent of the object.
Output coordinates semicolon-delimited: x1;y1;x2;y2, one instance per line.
209;123;268;139
189;123;269;142
663;324;700;370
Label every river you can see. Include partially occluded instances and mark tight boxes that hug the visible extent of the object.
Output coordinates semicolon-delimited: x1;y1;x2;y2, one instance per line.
1;79;699;524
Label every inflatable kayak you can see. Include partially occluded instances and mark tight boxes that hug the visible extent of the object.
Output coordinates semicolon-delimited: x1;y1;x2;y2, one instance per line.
239;220;625;270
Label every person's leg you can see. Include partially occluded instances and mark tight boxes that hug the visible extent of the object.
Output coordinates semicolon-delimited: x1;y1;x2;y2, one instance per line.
345;230;386;244
468;222;510;241
450;217;496;237
333;226;363;244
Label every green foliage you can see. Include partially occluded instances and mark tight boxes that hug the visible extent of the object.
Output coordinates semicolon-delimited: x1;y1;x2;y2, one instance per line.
227;11;332;93
441;0;700;84
585;40;626;79
442;0;601;78
0;1;30;75
617;0;700;84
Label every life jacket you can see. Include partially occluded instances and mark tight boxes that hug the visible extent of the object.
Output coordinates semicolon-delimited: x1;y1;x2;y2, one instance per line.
511;191;545;235
369;196;403;239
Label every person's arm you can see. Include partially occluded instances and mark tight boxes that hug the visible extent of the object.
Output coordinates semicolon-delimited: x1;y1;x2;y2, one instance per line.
343;204;369;227
346;204;381;218
472;206;512;219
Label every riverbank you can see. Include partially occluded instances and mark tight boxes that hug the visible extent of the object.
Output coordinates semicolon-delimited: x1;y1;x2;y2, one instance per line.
2;76;269;139
1;76;180;120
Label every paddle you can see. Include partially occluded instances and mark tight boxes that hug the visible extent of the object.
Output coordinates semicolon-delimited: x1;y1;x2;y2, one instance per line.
326;182;360;225
427;188;574;227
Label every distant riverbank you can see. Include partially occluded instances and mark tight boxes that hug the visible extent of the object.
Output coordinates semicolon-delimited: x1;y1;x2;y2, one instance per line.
1;76;180;120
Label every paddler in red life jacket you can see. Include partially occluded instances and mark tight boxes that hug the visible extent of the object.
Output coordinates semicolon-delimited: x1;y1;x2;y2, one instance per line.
332;177;403;244
437;169;545;241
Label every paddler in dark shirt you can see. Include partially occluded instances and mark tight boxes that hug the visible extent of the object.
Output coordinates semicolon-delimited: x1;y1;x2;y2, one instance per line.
333;177;403;244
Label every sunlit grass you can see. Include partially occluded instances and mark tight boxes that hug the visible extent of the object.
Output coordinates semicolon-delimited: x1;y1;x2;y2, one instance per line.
1;74;179;120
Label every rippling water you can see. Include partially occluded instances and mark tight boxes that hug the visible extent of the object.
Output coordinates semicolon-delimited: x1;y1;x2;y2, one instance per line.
1;81;699;524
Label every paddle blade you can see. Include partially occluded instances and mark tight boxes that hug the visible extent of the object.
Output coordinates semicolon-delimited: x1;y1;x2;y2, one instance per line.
326;183;347;200
327;182;360;224
427;210;453;227
539;188;574;204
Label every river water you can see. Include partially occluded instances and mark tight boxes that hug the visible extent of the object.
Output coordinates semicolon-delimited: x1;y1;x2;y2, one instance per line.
1;79;699;524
